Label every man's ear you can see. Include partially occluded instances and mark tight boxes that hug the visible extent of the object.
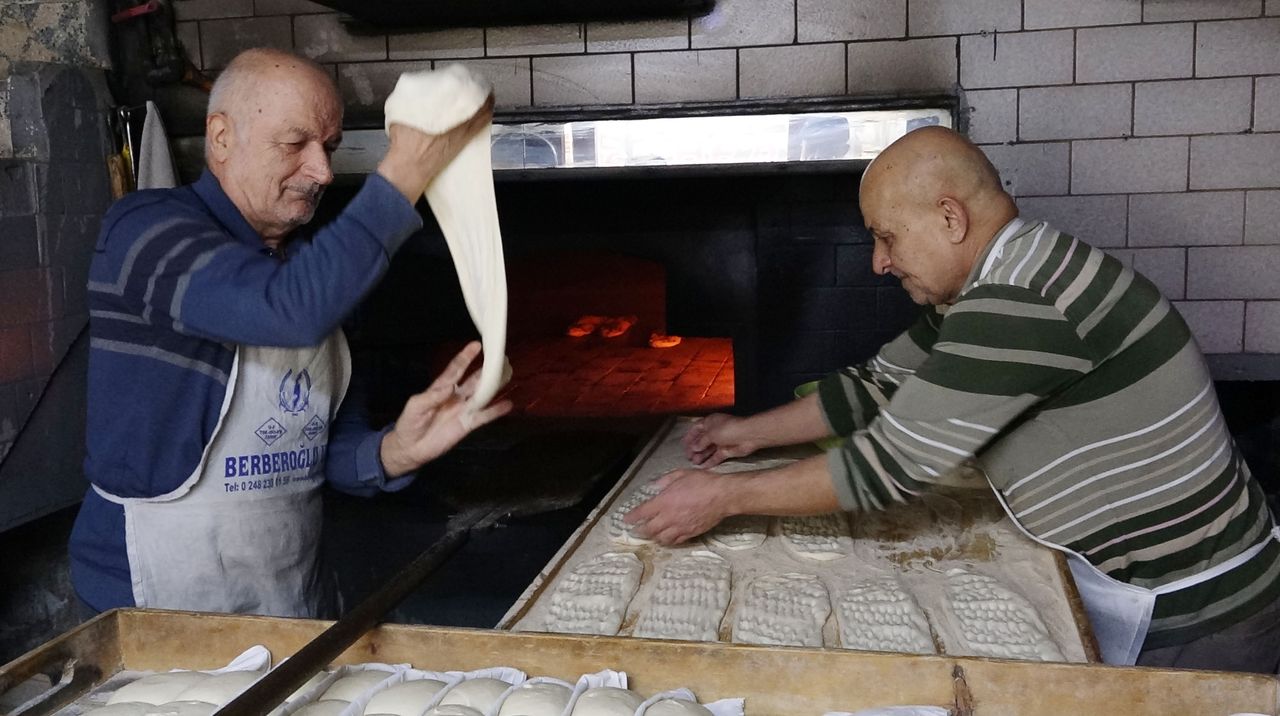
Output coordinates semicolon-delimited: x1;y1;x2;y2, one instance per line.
205;112;233;165
939;196;968;244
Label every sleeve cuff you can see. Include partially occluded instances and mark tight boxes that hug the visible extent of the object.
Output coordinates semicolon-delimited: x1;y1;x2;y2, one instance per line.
349;173;424;256
355;425;416;493
816;372;856;437
826;444;858;512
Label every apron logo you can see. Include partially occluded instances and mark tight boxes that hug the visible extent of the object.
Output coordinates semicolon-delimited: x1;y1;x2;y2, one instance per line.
302;415;326;441
278;368;312;415
255;417;287;446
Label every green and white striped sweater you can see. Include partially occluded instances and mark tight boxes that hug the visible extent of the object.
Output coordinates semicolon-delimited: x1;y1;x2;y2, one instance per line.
817;217;1280;648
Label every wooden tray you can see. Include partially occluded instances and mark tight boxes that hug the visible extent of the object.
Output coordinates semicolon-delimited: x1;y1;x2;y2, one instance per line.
1;609;1275;716
500;417;1099;663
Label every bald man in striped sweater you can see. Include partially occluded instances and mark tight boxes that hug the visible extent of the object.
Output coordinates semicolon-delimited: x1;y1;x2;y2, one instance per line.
627;126;1280;672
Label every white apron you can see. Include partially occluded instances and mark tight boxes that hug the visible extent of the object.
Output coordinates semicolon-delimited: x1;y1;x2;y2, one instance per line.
93;332;352;617
990;487;1280;665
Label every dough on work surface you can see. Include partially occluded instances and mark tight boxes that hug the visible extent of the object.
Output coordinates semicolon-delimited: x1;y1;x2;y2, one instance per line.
633;551;731;642
704;514;768;551
835;577;936;655
944;568;1064;661
322;671;394;701
497;681;573;716
607;481;663;545
174;670;262;706
295;701;351;716
108;672;210;705
571;687;645;716
644;700;714;716
363;679;448;716
144;701;219;716
732;573;831;648
384;65;509;413
546;551;643;635
779;513;853;561
84;703;152;716
425;706;484;716
285;671;330;702
438;677;511;710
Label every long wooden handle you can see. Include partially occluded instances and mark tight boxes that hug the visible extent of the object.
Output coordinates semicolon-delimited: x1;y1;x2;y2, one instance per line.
214;513;486;716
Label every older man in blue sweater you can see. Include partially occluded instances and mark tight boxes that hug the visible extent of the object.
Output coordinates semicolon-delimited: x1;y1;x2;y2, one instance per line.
69;48;508;617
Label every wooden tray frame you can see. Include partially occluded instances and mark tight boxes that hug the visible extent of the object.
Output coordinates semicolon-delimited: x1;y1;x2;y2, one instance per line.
1;609;1275;716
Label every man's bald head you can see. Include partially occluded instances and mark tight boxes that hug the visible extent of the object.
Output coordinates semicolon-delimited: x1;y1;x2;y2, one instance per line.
204;48;344;242
861;125;1009;216
859;126;1019;305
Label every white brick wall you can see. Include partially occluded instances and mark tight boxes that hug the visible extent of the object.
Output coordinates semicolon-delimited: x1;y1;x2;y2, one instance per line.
175;0;1280;365
1019;84;1132;140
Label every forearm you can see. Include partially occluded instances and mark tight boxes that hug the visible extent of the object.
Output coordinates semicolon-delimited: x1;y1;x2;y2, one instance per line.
724;455;841;517
733;393;833;449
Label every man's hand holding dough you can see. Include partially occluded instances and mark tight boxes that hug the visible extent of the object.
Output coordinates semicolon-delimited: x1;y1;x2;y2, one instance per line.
376;95;495;204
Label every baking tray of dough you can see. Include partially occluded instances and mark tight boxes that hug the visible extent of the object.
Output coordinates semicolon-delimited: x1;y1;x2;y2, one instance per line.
499;417;1099;664
2;609;1276;716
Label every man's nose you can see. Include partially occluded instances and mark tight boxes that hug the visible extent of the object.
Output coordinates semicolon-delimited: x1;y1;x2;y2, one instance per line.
302;143;334;186
872;243;892;275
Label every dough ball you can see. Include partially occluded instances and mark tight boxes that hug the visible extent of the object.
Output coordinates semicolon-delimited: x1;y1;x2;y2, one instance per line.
322;672;393;701
384;65;490;135
425;707;483;716
571;687;644;716
109;672;210;705
145;701;219;716
294;701;351;716
174;671;261;706
363;679;448;716
497;681;572;716
84;703;152;716
438;678;510;710
644;700;713;716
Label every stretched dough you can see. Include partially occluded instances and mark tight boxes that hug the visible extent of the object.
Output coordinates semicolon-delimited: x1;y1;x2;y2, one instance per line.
384;65;509;414
644;700;714;716
174;671;261;706
108;672;210;705
438;677;511;710
84;704;152;716
363;679;448;716
322;672;394;701
571;687;644;716
294;701;351;716
497;681;572;716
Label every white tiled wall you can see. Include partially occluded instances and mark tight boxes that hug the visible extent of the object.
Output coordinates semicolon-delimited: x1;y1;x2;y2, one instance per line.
173;0;1280;360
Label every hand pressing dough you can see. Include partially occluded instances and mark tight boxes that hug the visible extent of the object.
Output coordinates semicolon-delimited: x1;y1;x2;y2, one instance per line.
607;481;662;545
571;687;644;716
384;65;509;414
144;701;219;716
174;670;261;706
546;551;643;636
438;677;511;711
109;672;210;705
295;701;351;716
425;707;484;716
363;679;448;716
497;681;573;716
83;703;152;716
644;700;714;716
322;671;394;701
